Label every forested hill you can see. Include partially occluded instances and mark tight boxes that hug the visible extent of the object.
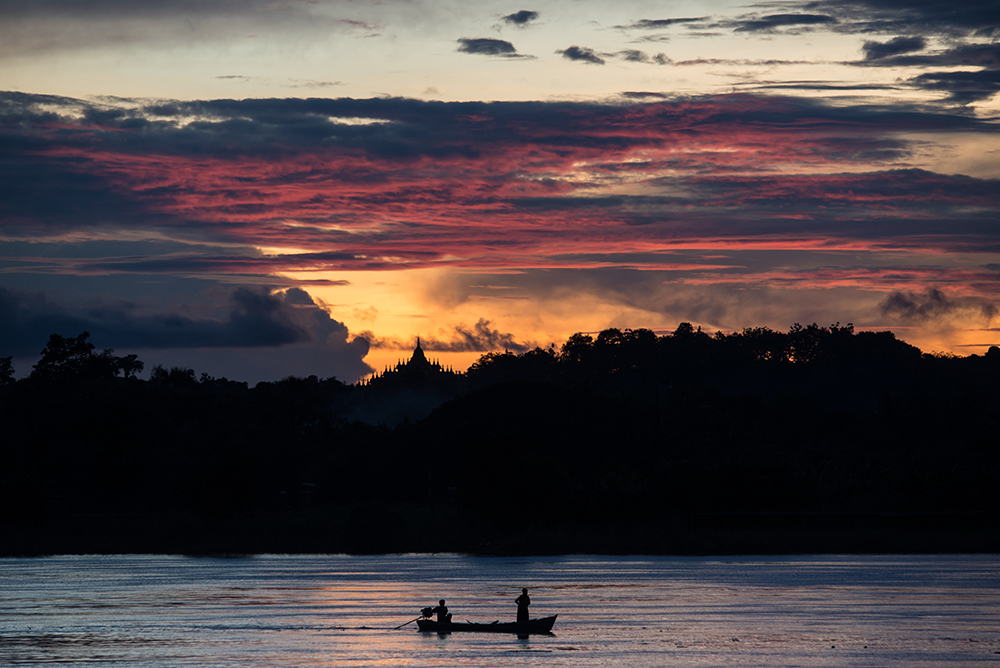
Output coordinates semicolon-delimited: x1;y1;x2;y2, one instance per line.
2;324;998;555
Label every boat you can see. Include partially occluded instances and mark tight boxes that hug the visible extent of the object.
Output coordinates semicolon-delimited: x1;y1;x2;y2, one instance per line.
416;615;557;635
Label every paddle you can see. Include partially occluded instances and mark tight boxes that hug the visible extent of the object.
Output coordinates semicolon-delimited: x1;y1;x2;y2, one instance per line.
394;616;423;630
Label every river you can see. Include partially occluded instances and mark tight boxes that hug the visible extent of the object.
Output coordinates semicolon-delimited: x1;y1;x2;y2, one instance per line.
1;554;998;666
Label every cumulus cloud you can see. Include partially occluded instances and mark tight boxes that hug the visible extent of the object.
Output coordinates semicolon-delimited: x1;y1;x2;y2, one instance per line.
0;284;358;350
0;285;372;382
558;45;606;64
0;285;307;354
502;10;539;27
457;37;528;58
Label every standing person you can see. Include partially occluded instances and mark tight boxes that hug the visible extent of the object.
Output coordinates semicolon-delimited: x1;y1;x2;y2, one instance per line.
515;588;530;623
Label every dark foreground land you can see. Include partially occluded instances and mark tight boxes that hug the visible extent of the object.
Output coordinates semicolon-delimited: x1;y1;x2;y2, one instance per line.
3;324;999;555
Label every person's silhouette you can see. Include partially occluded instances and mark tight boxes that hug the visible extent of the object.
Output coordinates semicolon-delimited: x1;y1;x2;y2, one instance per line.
515;588;530;623
432;599;451;623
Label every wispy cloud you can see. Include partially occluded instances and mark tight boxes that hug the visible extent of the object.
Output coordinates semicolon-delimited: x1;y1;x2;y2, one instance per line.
614;17;709;30
730;13;838;33
360;319;534;353
880;288;998;324
910;69;1000;104
807;0;1000;37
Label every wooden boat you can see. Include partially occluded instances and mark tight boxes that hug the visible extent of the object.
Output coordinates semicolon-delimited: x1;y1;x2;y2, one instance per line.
416;615;557;635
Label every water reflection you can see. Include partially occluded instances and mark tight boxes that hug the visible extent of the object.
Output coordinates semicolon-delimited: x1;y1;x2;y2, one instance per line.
0;554;997;667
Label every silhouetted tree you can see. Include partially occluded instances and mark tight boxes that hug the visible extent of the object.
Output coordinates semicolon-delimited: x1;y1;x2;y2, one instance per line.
0;356;13;386
559;332;595;366
466;347;558;386
788;322;825;363
29;332;144;382
118;353;144;379
30;332;98;381
149;365;197;387
466;349;520;382
724;326;789;364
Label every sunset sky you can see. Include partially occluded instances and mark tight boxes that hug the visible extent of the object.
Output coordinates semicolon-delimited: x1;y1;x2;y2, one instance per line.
2;0;999;383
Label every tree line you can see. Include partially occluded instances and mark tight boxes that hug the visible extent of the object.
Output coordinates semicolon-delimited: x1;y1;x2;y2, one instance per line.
2;324;998;554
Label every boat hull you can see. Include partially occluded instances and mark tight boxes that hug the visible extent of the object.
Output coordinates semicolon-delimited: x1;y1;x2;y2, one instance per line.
416;615;557;635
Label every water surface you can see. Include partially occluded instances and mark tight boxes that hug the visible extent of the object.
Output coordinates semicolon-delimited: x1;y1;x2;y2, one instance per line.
2;554;998;666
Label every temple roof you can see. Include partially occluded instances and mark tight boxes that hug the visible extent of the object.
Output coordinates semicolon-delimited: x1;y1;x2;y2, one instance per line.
411;337;428;365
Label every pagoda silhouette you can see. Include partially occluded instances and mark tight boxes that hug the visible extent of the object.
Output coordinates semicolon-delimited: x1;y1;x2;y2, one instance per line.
360;338;461;389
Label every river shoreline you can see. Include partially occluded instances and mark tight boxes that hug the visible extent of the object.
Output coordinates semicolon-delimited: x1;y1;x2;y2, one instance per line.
5;508;998;556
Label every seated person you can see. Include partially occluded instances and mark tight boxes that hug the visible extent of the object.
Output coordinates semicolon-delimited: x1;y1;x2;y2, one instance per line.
431;599;452;623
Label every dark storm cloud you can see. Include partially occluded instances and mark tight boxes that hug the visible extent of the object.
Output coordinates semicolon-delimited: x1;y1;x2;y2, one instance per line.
879;288;998;323
457;37;527;58
502;10;539;26
557;45;606;64
0;285;316;356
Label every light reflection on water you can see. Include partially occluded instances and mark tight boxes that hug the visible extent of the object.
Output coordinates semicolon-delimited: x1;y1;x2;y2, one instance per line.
1;554;998;667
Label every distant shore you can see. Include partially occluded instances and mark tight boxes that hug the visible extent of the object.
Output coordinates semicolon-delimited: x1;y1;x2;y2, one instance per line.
5;509;998;557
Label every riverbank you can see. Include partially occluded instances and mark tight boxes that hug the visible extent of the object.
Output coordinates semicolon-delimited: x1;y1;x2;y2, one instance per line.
4;508;998;556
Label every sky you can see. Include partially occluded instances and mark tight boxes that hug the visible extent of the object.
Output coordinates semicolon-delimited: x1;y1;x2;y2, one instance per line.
2;0;999;383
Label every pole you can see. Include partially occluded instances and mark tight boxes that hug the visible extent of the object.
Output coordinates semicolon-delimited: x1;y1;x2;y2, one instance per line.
394;616;423;630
